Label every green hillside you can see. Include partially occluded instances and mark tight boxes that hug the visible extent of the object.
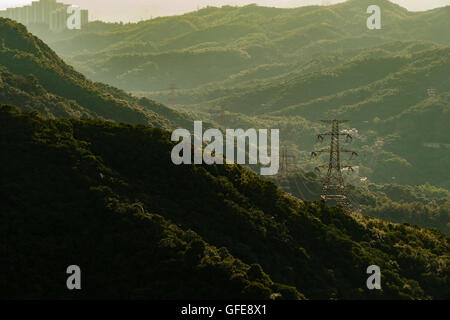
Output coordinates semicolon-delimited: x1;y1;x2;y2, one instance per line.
1;1;449;301
270;171;450;235
0;18;193;129
1;105;449;299
38;1;450;93
31;1;450;190
205;47;450;189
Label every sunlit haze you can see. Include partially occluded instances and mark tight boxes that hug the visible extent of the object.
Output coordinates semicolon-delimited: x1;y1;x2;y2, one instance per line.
1;0;449;22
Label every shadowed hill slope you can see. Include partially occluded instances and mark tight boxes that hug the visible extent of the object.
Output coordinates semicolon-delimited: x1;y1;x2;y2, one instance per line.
1;105;448;300
0;18;193;129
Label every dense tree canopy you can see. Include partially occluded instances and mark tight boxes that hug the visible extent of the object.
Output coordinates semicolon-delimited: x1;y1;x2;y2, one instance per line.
1;105;448;299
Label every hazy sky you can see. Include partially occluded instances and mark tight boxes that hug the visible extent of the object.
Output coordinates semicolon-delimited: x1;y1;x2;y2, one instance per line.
1;0;449;22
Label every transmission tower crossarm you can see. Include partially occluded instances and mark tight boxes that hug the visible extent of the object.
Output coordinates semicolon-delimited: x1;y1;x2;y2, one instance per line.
340;149;358;154
340;149;358;160
312;147;331;153
318;131;352;136
314;164;329;172
311;148;330;158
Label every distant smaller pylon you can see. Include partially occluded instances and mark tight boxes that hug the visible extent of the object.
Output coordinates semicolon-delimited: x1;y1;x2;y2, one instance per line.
427;88;436;99
280;146;296;177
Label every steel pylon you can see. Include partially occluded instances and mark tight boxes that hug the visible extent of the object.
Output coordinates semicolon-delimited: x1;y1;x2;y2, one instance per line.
311;120;358;211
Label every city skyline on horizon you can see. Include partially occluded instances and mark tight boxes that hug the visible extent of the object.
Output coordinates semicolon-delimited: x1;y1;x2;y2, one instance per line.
0;0;89;31
1;0;449;22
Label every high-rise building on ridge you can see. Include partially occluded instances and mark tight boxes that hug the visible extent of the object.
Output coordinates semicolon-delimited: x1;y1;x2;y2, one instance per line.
0;0;88;31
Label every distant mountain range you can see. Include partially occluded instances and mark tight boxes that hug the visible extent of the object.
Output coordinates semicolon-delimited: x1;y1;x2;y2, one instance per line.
1;3;448;186
30;1;450;189
0;4;449;300
38;0;450;92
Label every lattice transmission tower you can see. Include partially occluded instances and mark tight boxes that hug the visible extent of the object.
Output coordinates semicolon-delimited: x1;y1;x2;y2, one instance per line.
216;105;226;125
168;83;177;105
280;146;296;177
311;120;358;210
427;88;437;100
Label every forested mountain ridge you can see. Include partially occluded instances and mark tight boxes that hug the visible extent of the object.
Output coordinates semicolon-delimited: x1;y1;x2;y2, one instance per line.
213;47;450;119
207;47;450;190
0;104;301;300
170;45;450;189
38;0;450;92
30;2;450;189
0;18;193;129
1;105;448;299
270;171;450;235
1;1;449;300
